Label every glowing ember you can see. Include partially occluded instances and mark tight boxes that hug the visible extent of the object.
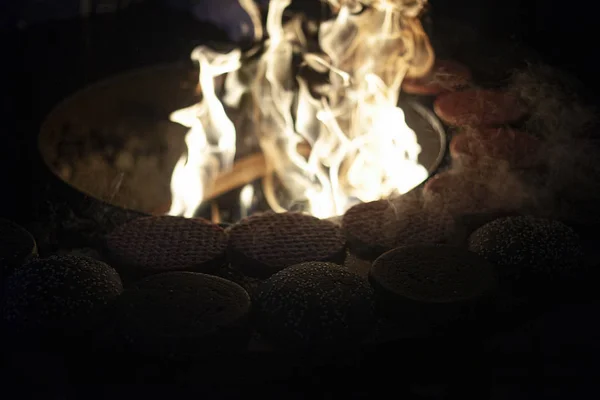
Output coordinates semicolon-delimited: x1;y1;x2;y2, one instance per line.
168;0;435;219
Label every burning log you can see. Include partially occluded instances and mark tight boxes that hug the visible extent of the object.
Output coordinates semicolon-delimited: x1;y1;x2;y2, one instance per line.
203;142;311;202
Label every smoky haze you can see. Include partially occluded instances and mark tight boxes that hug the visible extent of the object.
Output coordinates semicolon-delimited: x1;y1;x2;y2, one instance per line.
382;63;599;246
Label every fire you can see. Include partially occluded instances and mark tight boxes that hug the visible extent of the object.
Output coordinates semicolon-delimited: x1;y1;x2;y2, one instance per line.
168;0;434;219
168;47;241;218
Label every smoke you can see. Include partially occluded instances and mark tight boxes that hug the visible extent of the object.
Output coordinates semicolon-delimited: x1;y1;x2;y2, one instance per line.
380;185;457;247
512;64;597;140
509;64;600;225
378;63;600;247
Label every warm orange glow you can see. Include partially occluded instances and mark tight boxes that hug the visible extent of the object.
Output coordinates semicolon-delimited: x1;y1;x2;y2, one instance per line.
168;0;434;218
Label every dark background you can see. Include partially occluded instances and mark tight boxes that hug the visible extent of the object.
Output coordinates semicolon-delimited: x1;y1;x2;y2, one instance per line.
433;0;591;81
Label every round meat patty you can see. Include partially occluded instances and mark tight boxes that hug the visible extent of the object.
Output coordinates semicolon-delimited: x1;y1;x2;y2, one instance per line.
113;272;251;360
255;262;375;350
450;127;541;169
105;215;228;283
423;171;492;215
341;193;456;260
423;168;529;217
402;59;472;96
2;255;123;338
227;212;346;278
369;245;497;334
434;89;528;127
468;216;584;296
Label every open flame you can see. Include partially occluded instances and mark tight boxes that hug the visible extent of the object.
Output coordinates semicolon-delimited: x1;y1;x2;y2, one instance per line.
168;0;435;219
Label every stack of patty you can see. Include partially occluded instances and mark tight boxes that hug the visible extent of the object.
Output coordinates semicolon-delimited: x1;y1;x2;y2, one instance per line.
105;215;228;283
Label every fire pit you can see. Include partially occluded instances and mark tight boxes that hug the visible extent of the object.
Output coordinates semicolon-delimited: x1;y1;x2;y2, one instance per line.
5;0;600;391
39;1;446;223
38;65;445;221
